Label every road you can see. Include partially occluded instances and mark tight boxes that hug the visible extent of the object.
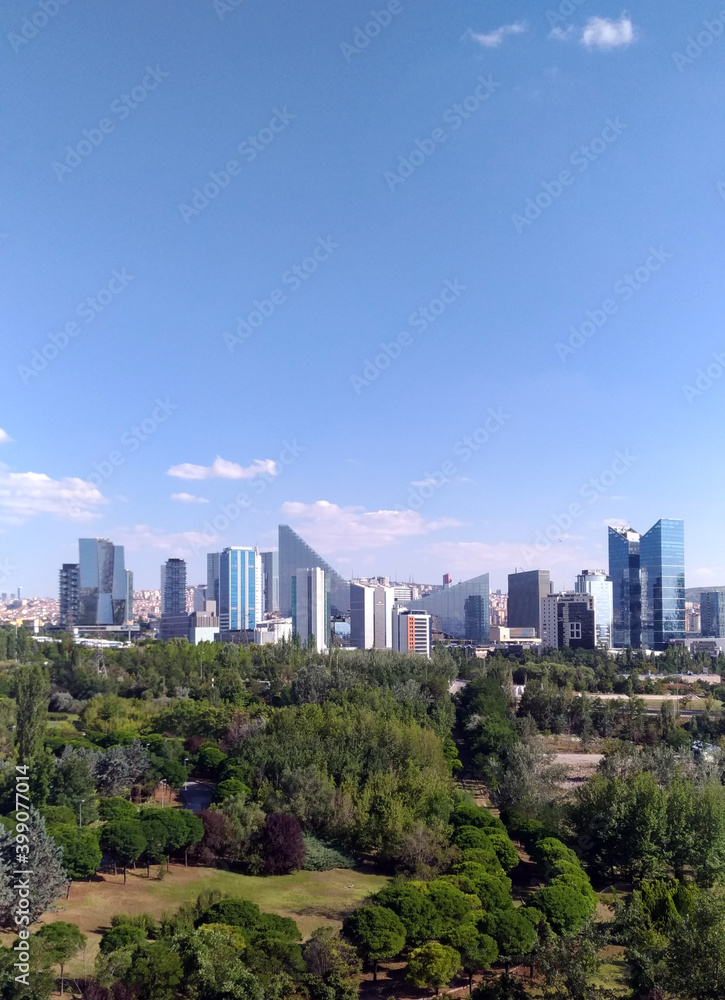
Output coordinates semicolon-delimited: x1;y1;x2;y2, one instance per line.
180;780;214;813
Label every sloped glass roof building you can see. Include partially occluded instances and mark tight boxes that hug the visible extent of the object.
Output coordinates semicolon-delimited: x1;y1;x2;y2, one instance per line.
407;573;490;642
278;524;349;617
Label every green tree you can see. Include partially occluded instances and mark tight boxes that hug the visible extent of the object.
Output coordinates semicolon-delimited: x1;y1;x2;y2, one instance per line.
50;755;98;824
48;824;101;882
536;924;604;1000
99;924;147;953
34;921;86;996
445;923;498;993
139;818;168;877
342;905;406;981
100;820;146;883
98;797;139;822
372;885;440;946
179;809;204;866
0;810;68;924
407;941;461;996
15;663;50;767
663;890;725;1000
485;909;538;972
124;940;184;1000
528;882;596;936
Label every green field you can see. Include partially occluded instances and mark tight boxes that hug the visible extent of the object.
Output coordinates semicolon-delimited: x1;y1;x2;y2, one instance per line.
31;864;390;976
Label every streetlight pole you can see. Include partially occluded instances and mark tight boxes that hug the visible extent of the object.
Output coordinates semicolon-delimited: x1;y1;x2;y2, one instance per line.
79;799;85;827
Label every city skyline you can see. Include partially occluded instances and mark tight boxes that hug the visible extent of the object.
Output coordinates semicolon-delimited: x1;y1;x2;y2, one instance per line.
3;2;724;595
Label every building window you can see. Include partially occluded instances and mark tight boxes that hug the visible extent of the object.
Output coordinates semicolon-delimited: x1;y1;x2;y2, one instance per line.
568;622;582;640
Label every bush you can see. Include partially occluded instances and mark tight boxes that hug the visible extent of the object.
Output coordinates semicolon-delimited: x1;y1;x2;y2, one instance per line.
100;924;146;953
99;797;139;822
111;912;156;934
41;805;76;826
303;834;356;871
212;778;251;805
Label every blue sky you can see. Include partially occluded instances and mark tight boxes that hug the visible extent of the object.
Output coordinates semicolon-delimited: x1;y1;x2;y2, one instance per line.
2;0;724;595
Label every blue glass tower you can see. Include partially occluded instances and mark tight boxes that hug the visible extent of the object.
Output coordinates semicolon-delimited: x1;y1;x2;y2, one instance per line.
640;519;685;650
701;591;725;637
608;527;641;649
219;546;261;631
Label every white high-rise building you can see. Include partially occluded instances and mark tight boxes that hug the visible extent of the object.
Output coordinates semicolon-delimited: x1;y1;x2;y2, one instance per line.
392;606;431;657
575;569;613;648
293;567;329;651
350;582;395;649
541;592;596;649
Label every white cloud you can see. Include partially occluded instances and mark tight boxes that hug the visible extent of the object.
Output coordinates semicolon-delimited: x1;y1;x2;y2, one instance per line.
171;492;210;504
581;16;634;49
468;22;526;48
280;500;460;552
167;456;277;481
0;465;106;524
0;430;11;445
549;25;575;41
113;525;221;554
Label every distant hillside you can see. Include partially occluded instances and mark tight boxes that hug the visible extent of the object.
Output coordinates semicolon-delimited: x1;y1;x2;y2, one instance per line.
686;585;725;603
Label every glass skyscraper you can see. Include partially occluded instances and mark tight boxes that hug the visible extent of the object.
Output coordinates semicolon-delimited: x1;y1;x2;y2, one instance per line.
278;525;349;618
219;546;262;631
408;574;490;642
701;591;725;637
575;570;613;647
78;538;128;625
161;558;187;614
261;550;279;616
640;519;685;650
608;520;685;650
508;570;550;637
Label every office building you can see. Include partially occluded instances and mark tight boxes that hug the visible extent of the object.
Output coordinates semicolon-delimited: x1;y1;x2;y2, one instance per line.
701;592;725;637
78;538;128;625
278;524;349;618
189;601;219;644
59;563;80;628
541;592;596;650
408;574;490;642
261;550;279;615
292;567;329;651
254;618;293;645
161;558;187;615
640;519;686;650
575;570;613;647
392;607;432;657
508;570;550;637
608;520;686;650
219;547;262;631
192;585;207;612
207;552;221;608
126;570;134;622
608;526;641;648
350;582;395;649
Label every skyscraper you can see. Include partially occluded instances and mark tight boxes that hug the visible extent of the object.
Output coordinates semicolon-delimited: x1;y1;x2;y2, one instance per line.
219;546;262;631
608;526;641;648
292;567;329;651
261;551;279;616
608;520;685;650
59;563;79;628
207;552;221;608
640;519;685;650
161;558;187;615
408;574;490;642
78;538;128;625
278;525;349;617
701;592;725;637
350;582;395;649
575;570;613;647
126;570;134;623
508;570;550;637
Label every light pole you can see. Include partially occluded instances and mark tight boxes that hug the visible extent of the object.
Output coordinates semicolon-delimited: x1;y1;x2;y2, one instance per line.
78;799;85;827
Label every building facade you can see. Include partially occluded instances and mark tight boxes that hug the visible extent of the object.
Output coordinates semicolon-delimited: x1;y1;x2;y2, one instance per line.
608;526;641;648
261;550;279;616
206;552;221;609
392;607;432;657
219;547;262;631
541;592;596;650
701;592;725;637
350;582;395;649
639;519;686;650
278;525;349;618
59;563;80;628
161;558;187;615
78;538;128;625
575;569;613;647
292;567;329;651
508;570;550;637
407;573;490;642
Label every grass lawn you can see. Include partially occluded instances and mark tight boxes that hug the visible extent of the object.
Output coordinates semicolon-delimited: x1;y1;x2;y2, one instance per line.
29;864;389;976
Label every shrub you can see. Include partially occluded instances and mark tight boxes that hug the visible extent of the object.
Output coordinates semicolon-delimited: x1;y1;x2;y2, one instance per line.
303;834;356;871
